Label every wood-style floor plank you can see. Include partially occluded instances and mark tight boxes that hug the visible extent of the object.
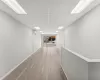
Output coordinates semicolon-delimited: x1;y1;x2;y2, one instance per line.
18;46;67;80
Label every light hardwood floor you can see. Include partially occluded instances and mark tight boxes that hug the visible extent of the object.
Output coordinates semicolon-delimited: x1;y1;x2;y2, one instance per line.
17;46;67;80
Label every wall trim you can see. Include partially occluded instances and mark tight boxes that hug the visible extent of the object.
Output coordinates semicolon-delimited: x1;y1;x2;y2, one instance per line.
62;47;100;62
0;48;41;80
60;64;69;80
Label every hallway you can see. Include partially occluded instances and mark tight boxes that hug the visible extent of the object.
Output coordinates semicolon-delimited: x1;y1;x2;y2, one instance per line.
15;46;67;80
1;0;100;80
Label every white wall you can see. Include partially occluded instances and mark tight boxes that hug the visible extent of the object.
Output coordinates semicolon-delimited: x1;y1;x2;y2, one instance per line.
61;4;100;80
61;48;88;80
32;31;41;52
88;62;100;80
0;10;41;78
56;34;59;47
64;5;100;59
56;31;65;47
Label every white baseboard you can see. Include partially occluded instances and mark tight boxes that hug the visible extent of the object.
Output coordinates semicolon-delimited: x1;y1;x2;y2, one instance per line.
60;64;69;80
0;48;41;80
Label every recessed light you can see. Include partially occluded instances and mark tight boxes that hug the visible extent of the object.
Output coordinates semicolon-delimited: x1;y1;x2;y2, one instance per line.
40;31;43;33
42;33;57;34
56;31;59;33
1;0;27;14
58;26;64;30
71;0;95;14
34;27;40;30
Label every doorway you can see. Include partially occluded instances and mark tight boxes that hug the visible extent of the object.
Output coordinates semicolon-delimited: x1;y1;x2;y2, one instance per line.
43;35;56;46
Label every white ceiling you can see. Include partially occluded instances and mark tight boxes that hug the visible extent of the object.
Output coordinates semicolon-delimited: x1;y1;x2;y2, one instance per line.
0;0;99;33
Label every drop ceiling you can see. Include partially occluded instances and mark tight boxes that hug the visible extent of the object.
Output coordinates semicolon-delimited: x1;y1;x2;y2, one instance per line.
0;0;99;33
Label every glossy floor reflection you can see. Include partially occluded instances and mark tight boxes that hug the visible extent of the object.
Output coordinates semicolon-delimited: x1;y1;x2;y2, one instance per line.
18;46;67;80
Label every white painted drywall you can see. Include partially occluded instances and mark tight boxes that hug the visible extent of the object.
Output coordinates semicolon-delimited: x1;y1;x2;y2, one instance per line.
64;5;100;59
61;4;100;80
56;31;64;47
32;31;41;52
88;62;100;80
56;34;60;47
61;48;88;80
0;10;41;78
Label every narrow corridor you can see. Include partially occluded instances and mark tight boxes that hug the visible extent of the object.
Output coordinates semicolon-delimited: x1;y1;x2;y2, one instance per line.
0;0;100;80
17;46;67;80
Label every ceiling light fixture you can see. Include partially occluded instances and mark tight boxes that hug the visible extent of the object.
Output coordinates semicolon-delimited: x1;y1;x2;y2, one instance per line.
34;27;40;30
58;26;64;30
1;0;27;14
56;31;59;33
40;31;43;33
42;33;58;34
71;0;95;14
